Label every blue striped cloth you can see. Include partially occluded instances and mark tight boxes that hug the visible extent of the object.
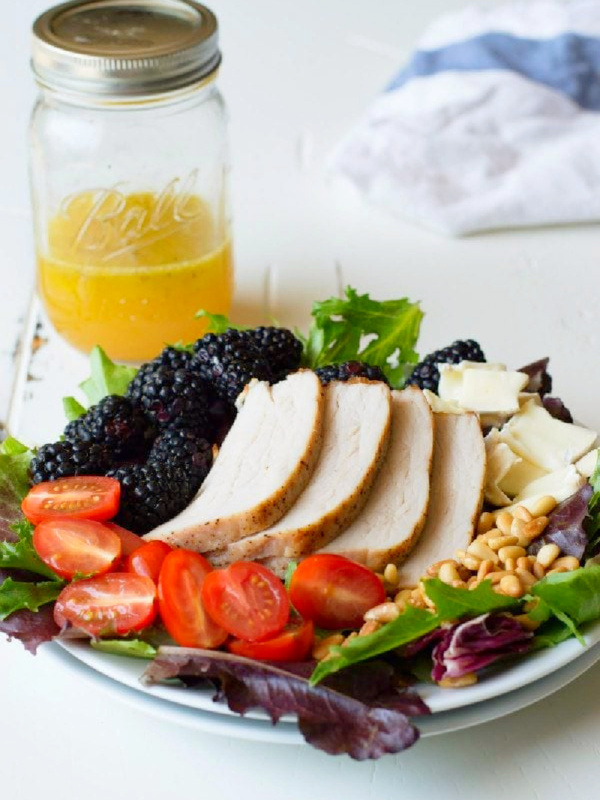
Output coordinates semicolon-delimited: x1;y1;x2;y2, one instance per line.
330;1;600;235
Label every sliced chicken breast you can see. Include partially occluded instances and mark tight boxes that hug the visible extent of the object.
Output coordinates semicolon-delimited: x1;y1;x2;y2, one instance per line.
317;387;434;571
214;380;392;563
144;370;324;550
396;411;485;588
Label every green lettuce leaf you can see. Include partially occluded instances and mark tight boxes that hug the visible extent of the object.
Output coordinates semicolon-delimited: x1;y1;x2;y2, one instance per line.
79;346;139;406
585;455;600;555
302;287;423;387
0;577;63;620
0;519;60;580
0;438;34;543
310;578;521;685
195;310;246;334
532;563;600;627
63;396;87;422
91;639;158;659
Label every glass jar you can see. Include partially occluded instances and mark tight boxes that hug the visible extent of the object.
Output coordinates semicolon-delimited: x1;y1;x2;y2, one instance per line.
30;0;233;363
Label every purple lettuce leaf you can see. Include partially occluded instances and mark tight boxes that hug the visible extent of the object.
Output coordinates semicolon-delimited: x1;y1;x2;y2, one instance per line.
431;613;533;681
518;357;552;396
528;483;592;560
143;646;427;759
542;396;573;423
0;605;59;654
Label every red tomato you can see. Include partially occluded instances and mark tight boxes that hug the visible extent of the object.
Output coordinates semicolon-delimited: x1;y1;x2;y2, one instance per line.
289;554;386;630
54;573;157;636
105;523;145;555
227;619;314;662
22;476;120;524
158;549;227;649
33;518;122;580
125;540;173;584
201;561;290;642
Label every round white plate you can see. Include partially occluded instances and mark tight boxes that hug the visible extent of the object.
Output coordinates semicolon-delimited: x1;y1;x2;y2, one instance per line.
50;616;600;721
42;636;600;744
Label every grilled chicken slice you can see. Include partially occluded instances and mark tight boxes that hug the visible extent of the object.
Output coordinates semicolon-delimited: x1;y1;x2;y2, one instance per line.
213;380;392;563
144;370;324;550
317;387;434;571
396;412;486;588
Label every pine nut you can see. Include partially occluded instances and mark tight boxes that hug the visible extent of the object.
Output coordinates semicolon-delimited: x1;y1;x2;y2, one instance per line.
462;555;483;572
547;566;568;575
523;516;549;542
513;613;541;631
451;579;466;589
516;556;532;571
477;512;496;535
477;559;494;582
438;673;478;688
513;505;534;522
383;563;399;586
312;634;344;660
499;574;524;598
364;601;400;623
342;632;358;646
486;570;512;584
410;588;427;608
498;545;527;564
551;556;580;572
510;517;529;546
496;511;513;536
478;528;502;543
467;540;499;563
533;561;546;580
488;534;519;551
439;562;461;585
427;559;459;577
536;543;561;569
516;568;537;589
529;496;558;518
394;588;413;608
420;581;437;610
359;620;380;636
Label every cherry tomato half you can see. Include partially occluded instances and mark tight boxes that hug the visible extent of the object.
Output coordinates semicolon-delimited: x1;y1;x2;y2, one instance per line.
227;619;314;662
125;540;173;584
288;554;386;630
54;573;157;637
201;561;290;643
22;476;120;524
105;522;145;556
158;549;227;649
33;518;122;580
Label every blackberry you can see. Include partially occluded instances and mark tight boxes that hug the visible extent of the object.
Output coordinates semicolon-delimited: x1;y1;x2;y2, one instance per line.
315;361;390;386
29;440;112;485
405;339;486;393
126;359;211;434
248;327;303;382
64;395;155;458
152;345;194;371
107;461;200;534
192;329;273;402
148;428;213;483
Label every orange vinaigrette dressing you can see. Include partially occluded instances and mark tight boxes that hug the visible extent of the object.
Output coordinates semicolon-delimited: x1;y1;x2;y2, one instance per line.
37;185;233;362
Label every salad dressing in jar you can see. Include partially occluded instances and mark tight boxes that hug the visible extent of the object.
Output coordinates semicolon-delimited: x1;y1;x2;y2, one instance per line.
30;0;233;362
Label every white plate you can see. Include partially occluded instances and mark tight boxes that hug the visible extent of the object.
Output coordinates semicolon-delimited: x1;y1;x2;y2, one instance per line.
42;636;600;744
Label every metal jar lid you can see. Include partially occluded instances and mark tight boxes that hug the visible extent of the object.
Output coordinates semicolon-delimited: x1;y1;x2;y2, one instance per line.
32;0;221;97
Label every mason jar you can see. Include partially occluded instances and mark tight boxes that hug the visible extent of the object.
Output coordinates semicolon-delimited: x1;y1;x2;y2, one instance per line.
30;0;233;363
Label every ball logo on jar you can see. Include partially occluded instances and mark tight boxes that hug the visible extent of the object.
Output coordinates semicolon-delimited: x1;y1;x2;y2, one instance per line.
59;170;204;262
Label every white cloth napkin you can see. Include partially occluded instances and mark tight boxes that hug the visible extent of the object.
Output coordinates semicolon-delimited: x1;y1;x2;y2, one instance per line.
330;0;600;236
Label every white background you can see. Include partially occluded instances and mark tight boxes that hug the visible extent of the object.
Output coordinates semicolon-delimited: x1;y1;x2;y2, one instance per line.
2;1;600;797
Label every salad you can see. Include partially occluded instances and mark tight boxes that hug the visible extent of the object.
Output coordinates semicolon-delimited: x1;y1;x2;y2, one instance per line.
2;287;600;762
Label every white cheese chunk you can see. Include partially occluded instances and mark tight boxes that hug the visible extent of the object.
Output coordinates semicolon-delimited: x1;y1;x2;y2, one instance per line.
422;390;465;415
484;429;520;506
498;398;597;471
501;465;585;514
497;456;547;498
438;362;528;416
575;448;599;478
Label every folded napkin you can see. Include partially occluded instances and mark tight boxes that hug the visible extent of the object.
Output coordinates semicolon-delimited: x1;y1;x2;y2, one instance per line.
330;0;600;235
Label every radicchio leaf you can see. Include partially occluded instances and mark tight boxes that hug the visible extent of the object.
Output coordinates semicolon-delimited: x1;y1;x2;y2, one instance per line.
518;357;552;396
542;396;574;423
0;605;59;654
431;613;533;681
143;647;427;759
528;483;592;560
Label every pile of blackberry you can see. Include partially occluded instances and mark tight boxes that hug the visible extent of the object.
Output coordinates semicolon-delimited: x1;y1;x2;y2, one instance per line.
30;326;303;533
405;339;486;393
315;361;389;386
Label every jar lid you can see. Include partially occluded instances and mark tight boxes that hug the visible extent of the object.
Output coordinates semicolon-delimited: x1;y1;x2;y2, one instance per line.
32;0;221;97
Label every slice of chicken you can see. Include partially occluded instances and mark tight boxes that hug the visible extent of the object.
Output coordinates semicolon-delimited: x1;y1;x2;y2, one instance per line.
213;379;392;563
144;370;325;550
317;386;434;571
396;411;486;588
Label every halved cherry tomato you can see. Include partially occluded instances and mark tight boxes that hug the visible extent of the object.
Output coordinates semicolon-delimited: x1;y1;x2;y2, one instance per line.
201;561;290;642
289;554;386;630
54;573;157;636
105;522;145;555
22;476;120;524
33;518;122;580
227;619;314;662
125;540;173;584
158;549;227;649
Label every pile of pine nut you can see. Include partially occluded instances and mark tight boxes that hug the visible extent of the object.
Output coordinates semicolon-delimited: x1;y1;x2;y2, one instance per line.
312;494;581;676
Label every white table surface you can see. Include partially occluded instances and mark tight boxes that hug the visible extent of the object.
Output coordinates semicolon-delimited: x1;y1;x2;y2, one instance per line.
2;1;600;796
